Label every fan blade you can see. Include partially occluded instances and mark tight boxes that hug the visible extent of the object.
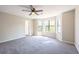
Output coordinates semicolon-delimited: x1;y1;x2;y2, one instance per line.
20;5;31;9
30;5;33;10
29;12;32;15
22;10;31;12
34;12;39;15
35;10;43;12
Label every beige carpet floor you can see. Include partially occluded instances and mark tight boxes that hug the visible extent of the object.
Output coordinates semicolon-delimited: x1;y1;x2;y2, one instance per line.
0;36;78;54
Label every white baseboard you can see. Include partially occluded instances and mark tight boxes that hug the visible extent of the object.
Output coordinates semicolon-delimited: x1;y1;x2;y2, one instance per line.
63;40;74;44
74;43;79;53
59;39;74;44
60;40;79;53
0;35;26;44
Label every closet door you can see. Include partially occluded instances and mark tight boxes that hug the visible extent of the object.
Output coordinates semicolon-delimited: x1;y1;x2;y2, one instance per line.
62;10;75;44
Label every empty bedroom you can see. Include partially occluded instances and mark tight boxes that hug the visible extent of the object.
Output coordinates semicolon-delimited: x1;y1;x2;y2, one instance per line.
0;5;79;54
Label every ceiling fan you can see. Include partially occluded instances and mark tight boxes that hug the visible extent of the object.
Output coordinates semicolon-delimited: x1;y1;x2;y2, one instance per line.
22;5;43;15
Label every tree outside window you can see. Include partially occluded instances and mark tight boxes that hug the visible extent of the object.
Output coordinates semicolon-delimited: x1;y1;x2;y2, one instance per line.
37;19;55;32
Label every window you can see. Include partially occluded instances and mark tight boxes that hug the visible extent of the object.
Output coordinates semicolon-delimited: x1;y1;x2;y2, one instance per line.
50;20;55;32
56;16;62;33
37;19;55;32
38;20;43;31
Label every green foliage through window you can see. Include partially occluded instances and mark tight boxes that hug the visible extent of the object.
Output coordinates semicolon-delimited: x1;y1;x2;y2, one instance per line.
37;20;55;32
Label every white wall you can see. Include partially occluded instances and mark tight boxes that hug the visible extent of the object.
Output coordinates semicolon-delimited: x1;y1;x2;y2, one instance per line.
0;12;26;43
75;6;79;52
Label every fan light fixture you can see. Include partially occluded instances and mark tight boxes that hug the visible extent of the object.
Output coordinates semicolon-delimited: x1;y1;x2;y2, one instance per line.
22;5;43;16
30;12;37;16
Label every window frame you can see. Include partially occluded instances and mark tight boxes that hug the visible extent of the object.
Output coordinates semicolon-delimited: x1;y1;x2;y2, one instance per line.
37;19;56;32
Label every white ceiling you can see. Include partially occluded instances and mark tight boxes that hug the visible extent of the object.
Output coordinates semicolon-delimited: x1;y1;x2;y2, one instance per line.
0;5;76;19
